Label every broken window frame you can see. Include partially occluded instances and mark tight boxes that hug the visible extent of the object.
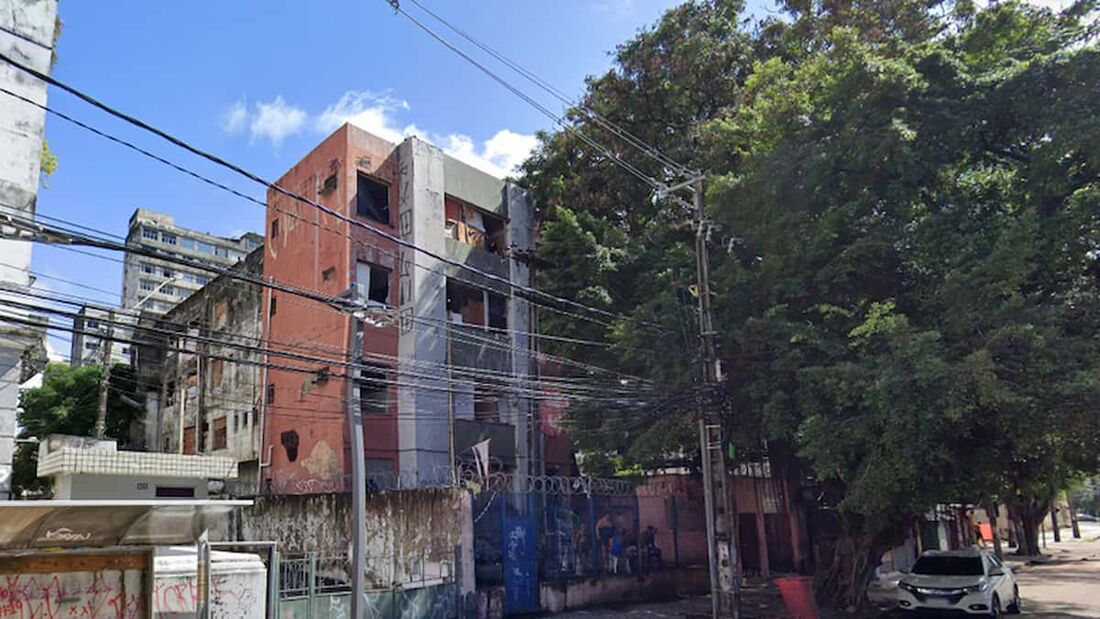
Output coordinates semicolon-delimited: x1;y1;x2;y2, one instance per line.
444;195;508;256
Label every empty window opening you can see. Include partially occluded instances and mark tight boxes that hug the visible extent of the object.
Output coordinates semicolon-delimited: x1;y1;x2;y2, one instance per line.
355;262;391;305
322;266;337;282
266;383;276;405
321;172;338;195
271;218;280;239
269;295;277;316
488;292;507;330
474;385;499;422
359;365;391;415
356;174;390;224
444;196;507;255
446;280;484;326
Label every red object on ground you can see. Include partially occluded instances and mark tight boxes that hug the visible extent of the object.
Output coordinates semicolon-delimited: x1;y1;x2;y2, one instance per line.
980;523;994;542
775;576;819;619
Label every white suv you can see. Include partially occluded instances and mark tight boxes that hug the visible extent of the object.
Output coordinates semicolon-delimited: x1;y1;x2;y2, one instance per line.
897;549;1020;616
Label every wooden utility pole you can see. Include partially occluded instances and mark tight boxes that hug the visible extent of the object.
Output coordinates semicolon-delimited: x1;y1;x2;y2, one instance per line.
93;310;115;439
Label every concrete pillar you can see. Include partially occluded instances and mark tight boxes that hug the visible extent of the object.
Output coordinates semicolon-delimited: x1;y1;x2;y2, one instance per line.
396;138;449;483
506;184;534;479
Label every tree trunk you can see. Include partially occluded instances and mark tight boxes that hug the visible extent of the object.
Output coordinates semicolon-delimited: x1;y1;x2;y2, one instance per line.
814;530;888;613
1016;505;1043;557
1067;494;1081;539
1050;506;1062;543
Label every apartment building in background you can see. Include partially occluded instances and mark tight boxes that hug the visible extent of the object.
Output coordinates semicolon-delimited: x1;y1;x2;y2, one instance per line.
70;305;135;367
262;124;537;491
122;208;262;314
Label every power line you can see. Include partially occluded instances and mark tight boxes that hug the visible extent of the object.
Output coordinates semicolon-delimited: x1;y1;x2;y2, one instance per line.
402;0;697;180
0;51;667;333
384;1;668;194
0;292;654;404
0;84;645;337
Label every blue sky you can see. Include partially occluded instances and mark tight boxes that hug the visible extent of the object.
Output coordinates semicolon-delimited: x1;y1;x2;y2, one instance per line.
32;0;776;358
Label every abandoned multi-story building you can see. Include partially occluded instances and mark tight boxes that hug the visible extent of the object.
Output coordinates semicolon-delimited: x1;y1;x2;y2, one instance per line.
122;208;263;314
262;124;538;490
138;248;264;487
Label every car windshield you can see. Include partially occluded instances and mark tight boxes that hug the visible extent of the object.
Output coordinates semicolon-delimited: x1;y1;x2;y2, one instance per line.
912;556;984;576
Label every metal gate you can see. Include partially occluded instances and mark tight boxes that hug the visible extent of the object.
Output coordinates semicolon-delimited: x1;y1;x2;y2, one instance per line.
502;509;538;615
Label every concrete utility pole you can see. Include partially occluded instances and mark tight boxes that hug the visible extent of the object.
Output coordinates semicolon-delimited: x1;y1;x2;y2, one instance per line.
93;310;115;439
690;178;741;618
344;290;368;619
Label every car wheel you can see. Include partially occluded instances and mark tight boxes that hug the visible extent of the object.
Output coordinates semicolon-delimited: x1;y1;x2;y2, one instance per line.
1007;585;1021;614
989;594;1002;618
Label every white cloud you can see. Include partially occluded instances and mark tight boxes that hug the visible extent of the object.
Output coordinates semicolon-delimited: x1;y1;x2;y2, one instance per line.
221;99;247;133
482;129;539;174
439;130;536;178
318;90;536;177
249;96;307;146
222;90;537;176
315;90;415;143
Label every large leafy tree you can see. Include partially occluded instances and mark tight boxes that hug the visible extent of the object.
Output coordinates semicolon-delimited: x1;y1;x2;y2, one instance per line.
524;0;1100;610
13;363;146;496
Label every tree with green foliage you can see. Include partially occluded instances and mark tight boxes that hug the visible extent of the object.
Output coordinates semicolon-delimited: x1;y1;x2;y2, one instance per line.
13;362;145;497
524;0;1100;610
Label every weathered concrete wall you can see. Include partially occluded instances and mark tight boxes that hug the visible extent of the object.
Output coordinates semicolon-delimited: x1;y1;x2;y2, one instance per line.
539;567;708;614
0;0;58;499
235;488;475;593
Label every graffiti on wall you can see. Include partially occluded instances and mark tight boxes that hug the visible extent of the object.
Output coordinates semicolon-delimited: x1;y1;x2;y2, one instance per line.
0;570;264;619
0;572;145;619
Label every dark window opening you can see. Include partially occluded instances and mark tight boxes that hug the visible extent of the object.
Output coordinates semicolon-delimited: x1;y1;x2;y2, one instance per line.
356;174;390;224
266;383;276;405
280;430;300;462
356;262;390;305
321;172;338;195
359;365;390;415
155;486;195;498
488;292;507;329
446;279;485;326
269;295;277;316
322;266;336;282
368;266;389;304
474;385;499;422
271;218;280;239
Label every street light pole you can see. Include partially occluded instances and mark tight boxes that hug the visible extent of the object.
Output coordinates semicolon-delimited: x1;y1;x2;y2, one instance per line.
95;274;181;440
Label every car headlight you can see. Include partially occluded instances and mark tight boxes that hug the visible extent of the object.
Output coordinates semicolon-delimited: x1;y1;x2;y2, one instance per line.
898;581;917;593
962;582;989;594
